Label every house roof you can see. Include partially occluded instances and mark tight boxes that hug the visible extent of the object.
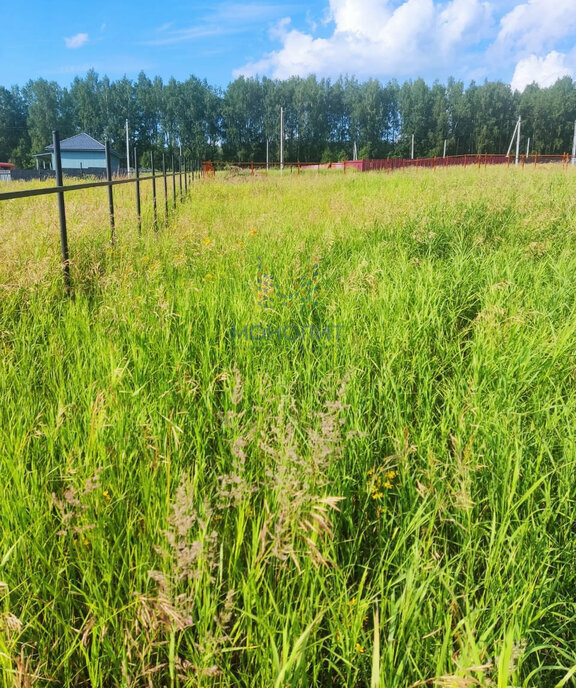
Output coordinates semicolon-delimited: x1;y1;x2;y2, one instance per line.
44;133;121;158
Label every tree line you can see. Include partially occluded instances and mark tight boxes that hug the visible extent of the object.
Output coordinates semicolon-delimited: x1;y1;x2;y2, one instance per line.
1;69;576;166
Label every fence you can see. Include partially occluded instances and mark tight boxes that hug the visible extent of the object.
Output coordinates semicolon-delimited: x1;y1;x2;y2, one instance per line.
204;153;575;175
300;153;574;172
2;168;114;182
0;131;198;292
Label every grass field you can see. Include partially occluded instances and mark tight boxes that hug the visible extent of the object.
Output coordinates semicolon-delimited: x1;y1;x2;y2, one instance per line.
1;166;575;687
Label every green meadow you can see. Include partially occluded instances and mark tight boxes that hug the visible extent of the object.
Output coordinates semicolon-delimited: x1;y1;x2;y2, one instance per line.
0;166;575;687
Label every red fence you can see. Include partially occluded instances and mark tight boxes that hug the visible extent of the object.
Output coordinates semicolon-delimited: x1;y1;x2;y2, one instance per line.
204;154;575;175
299;153;574;172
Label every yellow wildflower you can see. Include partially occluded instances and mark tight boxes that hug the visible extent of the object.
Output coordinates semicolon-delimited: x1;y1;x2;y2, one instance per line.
249;228;258;236
204;237;212;246
383;481;393;490
385;470;397;480
355;643;365;654
203;273;216;282
103;489;111;501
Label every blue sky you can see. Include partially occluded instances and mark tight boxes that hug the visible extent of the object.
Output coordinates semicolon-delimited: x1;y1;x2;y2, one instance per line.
1;0;575;92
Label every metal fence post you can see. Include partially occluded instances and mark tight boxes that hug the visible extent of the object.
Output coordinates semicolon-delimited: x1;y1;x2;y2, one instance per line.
162;153;168;224
134;146;141;236
184;157;188;195
171;154;177;209
151;150;158;232
53;131;71;292
105;140;115;245
179;153;183;202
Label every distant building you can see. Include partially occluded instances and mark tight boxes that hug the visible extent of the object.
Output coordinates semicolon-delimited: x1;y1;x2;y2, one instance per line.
0;162;15;181
33;133;121;172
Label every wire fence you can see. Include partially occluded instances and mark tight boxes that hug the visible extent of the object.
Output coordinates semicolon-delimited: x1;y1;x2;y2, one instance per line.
0;131;197;292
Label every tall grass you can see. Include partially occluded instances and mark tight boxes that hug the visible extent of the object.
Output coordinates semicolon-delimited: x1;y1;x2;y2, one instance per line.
0;165;575;686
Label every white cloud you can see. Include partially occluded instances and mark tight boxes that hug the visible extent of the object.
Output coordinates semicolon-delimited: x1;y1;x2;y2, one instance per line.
234;0;493;80
497;0;576;53
511;51;573;91
64;33;89;49
143;26;230;45
329;0;392;38
143;4;293;46
438;0;493;48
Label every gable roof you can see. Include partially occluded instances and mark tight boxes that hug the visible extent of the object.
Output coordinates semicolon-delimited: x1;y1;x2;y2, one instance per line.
44;133;121;158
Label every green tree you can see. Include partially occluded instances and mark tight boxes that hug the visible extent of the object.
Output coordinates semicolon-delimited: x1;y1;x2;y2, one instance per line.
544;77;576;153
350;79;398;158
396;78;432;157
445;78;473;155
23;78;72;155
426;81;449;156
0;86;28;164
69;69;104;138
471;80;516;153
222;76;264;161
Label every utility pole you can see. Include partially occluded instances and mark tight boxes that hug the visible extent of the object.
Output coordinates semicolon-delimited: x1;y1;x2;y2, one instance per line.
526;137;530;159
571;120;576;165
411;133;415;160
125;119;130;177
515;116;521;166
266;137;269;172
506;118;520;159
443;139;447;158
280;107;284;174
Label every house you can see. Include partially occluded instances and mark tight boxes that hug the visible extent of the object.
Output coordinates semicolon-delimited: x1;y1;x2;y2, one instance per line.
0;162;15;181
33;133;122;172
